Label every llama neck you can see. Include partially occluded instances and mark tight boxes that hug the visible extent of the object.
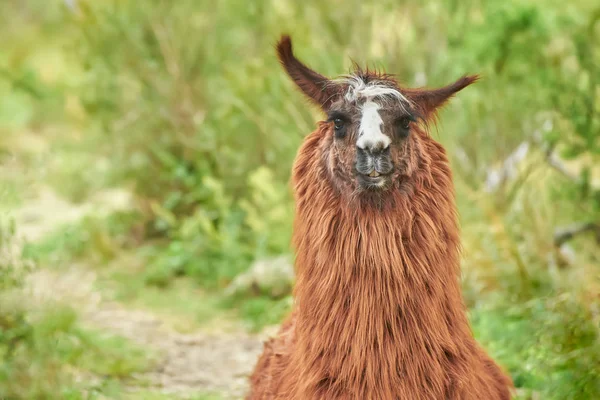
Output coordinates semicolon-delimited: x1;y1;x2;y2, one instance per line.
291;197;474;395
288;129;475;396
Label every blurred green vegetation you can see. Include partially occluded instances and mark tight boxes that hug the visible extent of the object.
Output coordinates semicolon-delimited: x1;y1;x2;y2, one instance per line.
1;0;599;399
0;219;153;399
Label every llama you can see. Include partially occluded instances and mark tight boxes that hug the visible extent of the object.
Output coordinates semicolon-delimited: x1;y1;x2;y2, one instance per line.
247;35;514;400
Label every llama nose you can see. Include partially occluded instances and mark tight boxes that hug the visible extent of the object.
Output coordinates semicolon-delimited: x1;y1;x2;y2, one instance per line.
357;140;390;156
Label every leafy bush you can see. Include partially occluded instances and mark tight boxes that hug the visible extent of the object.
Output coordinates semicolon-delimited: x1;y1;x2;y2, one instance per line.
143;166;293;288
472;294;600;400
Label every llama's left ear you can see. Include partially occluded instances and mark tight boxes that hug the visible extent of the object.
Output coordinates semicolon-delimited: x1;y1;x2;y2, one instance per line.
276;35;339;111
404;75;479;120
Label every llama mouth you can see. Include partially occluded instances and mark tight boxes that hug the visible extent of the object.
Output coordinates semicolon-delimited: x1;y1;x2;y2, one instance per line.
357;172;390;189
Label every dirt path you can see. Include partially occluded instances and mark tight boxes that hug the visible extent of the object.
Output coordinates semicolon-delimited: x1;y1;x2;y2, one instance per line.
13;187;266;399
88;303;264;399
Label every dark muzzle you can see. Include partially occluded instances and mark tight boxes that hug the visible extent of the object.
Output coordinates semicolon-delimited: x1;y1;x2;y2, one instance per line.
355;146;394;177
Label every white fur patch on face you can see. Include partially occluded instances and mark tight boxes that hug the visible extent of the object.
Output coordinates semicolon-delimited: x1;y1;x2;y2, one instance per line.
357;100;390;151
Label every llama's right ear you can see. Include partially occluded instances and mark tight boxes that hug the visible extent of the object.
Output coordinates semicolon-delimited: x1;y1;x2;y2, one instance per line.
276;35;339;111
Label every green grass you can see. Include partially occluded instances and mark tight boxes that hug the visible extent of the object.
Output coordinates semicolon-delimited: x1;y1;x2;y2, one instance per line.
224;294;293;333
0;216;154;400
19;213;290;333
22;211;142;265
22;213;292;332
102;263;230;332
0;303;154;399
0;179;26;210
98;247;292;333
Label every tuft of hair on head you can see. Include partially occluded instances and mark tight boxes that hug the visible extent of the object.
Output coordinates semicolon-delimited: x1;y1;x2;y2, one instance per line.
329;64;411;111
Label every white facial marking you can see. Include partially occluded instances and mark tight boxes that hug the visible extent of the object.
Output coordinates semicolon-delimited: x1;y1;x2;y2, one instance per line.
357;100;390;151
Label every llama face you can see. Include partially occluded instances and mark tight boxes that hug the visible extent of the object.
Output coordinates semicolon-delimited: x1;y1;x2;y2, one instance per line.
325;76;418;191
275;35;478;196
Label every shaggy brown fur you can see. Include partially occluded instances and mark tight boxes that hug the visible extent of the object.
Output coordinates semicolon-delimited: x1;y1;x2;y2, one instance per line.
247;35;513;400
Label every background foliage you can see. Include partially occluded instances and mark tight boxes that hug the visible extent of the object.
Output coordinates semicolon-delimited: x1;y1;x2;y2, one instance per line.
1;0;599;399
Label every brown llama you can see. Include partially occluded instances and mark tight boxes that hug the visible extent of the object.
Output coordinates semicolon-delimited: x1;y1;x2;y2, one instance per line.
247;35;514;400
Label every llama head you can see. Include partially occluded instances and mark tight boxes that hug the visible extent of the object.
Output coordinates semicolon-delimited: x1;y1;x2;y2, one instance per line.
276;35;478;196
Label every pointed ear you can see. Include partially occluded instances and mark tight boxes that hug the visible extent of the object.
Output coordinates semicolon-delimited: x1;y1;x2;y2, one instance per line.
403;75;479;120
276;35;339;111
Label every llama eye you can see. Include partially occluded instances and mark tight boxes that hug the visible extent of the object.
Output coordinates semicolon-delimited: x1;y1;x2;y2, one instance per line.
398;117;411;130
333;118;347;139
395;116;412;139
327;112;349;139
